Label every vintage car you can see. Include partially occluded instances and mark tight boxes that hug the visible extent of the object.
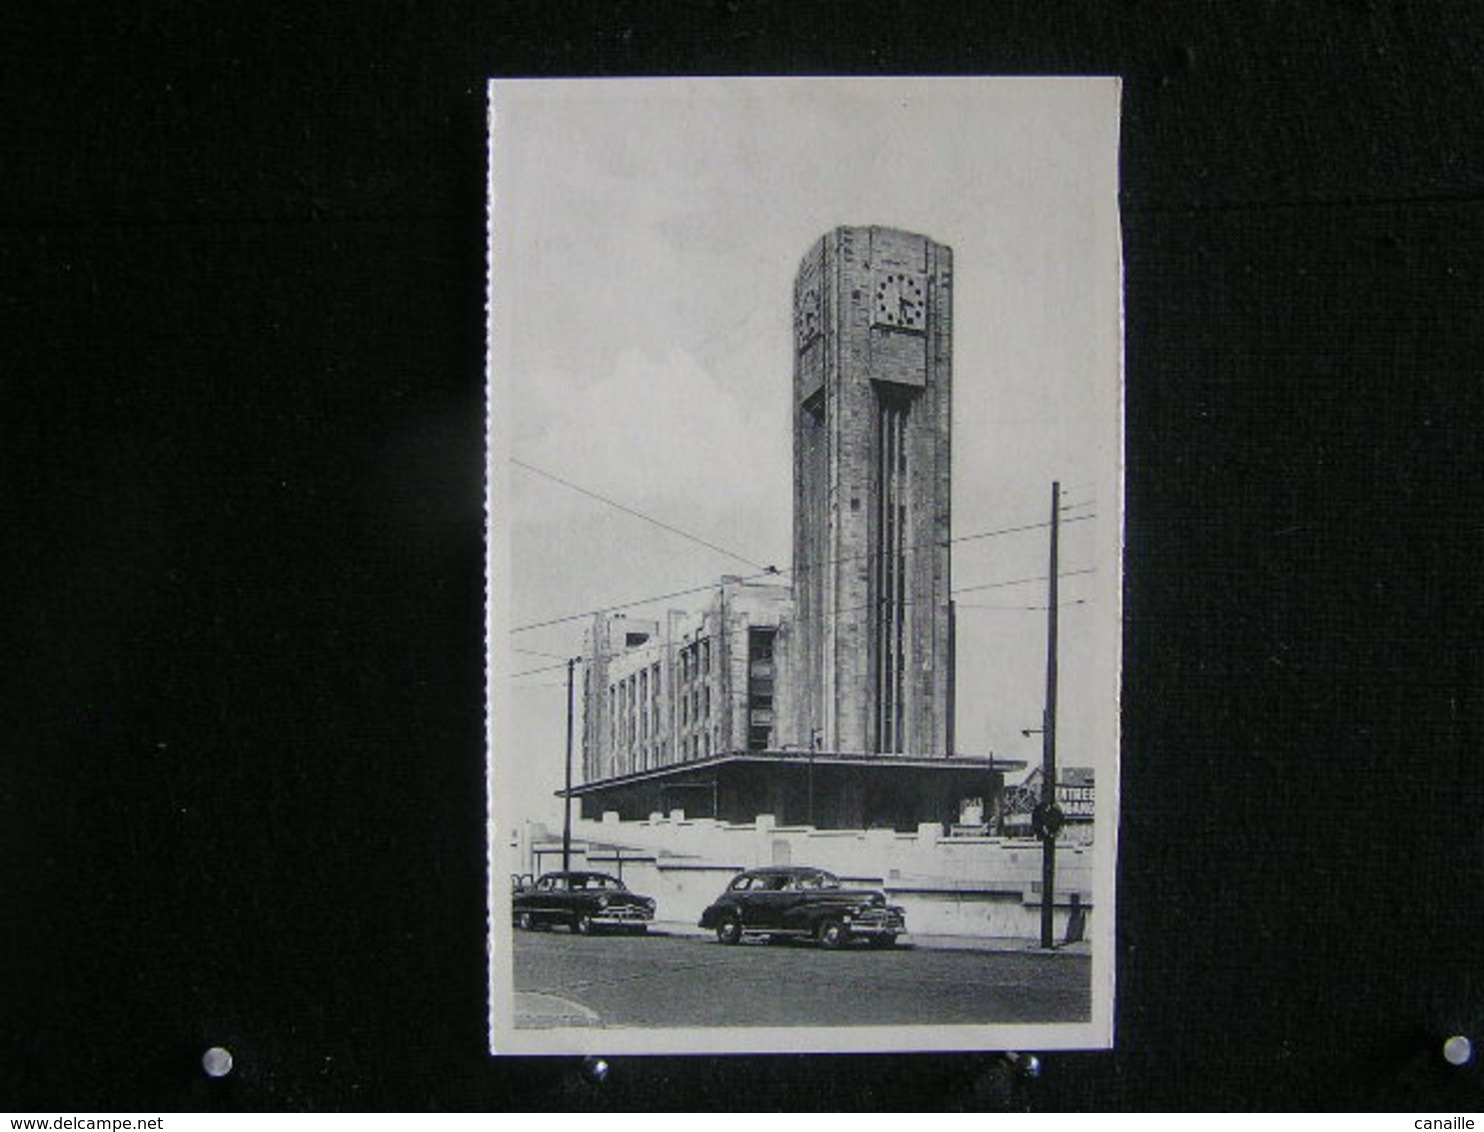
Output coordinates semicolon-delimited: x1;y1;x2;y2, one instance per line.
512;871;656;935
698;866;906;949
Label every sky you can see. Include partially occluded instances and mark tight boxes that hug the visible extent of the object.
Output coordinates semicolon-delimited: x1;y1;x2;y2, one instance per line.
488;78;1123;834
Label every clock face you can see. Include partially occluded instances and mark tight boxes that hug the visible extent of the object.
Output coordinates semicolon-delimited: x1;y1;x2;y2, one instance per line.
872;270;926;331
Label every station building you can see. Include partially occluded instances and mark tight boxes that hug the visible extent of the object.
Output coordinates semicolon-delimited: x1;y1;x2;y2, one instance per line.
568;227;1015;831
579;577;794;783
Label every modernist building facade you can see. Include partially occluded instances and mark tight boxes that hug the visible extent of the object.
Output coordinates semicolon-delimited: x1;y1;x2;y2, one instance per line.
570;227;1010;831
580;578;794;783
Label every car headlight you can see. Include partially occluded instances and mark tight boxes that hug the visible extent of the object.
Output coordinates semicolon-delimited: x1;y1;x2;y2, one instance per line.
643;898;656;912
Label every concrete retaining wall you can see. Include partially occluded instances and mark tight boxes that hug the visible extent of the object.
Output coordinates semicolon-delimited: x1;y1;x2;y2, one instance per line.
517;811;1093;942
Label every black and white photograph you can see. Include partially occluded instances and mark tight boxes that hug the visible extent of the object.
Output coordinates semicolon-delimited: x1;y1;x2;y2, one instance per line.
486;77;1123;1056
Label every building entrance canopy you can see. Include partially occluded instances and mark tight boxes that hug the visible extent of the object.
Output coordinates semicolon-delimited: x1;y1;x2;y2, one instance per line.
563;749;1023;833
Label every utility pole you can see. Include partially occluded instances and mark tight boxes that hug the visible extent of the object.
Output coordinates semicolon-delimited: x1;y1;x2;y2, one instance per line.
562;655;575;873
808;728;820;827
1040;481;1061;949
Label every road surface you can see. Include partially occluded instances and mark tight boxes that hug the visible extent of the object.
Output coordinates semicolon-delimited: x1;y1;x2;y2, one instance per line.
512;927;1090;1029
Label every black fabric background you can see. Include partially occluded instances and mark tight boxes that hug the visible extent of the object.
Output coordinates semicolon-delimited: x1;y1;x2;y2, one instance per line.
4;1;1481;1112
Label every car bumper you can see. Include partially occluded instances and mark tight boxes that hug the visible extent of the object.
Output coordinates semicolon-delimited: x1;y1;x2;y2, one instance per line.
592;908;654;925
844;911;906;936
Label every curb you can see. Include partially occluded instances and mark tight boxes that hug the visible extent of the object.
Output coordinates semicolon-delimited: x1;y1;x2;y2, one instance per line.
515;991;603;1029
649;921;1090;955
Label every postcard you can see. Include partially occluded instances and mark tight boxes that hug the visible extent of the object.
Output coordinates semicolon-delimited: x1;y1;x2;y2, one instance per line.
487;76;1123;1055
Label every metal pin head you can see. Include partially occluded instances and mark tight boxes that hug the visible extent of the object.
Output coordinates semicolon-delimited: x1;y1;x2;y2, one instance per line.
1002;1050;1042;1079
581;1055;611;1084
201;1046;234;1078
1442;1035;1473;1068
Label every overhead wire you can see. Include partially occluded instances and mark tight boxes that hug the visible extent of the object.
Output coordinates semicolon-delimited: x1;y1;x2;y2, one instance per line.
508;508;1096;635
508;566;1098;680
511;458;772;572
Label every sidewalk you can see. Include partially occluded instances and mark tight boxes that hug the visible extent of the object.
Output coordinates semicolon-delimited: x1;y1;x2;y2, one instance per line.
651;920;1091;955
514;991;602;1028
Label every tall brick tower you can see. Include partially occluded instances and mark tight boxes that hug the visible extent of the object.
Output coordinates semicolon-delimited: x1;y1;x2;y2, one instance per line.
791;226;953;757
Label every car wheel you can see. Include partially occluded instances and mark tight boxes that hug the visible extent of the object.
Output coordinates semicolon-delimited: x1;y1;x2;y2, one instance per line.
574;913;595;936
515;911;534;931
816;918;849;950
715;915;742;945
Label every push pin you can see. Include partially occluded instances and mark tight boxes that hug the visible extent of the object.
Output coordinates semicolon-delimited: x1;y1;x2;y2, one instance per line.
201;1046;234;1079
581;1056;611;1084
1442;1036;1473;1068
1003;1050;1042;1079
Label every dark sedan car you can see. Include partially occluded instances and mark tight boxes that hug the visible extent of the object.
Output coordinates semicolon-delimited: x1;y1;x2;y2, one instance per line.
512;871;656;935
698;866;906;949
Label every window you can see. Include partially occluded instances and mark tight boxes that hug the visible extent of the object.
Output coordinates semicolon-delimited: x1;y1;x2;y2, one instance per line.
748;627;776;662
746;627;778;750
802;387;825;425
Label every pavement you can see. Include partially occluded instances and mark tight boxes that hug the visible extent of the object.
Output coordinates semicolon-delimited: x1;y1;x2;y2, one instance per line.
514;991;603;1028
512;925;1094;1030
648;918;1091;955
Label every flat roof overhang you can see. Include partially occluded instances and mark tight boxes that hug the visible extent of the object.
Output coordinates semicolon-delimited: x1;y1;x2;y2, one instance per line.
559;749;1025;799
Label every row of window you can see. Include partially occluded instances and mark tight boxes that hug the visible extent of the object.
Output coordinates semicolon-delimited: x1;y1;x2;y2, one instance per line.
608;661;664;751
677;637;711;683
592;623;782;770
604;635;717;774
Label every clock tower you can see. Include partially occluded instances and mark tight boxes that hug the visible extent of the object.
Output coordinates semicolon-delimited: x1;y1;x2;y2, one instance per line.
791;226;953;758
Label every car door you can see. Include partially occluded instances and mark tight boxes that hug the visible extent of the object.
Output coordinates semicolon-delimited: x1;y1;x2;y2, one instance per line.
745;873;799;930
534;874;568;922
772;874;818;931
